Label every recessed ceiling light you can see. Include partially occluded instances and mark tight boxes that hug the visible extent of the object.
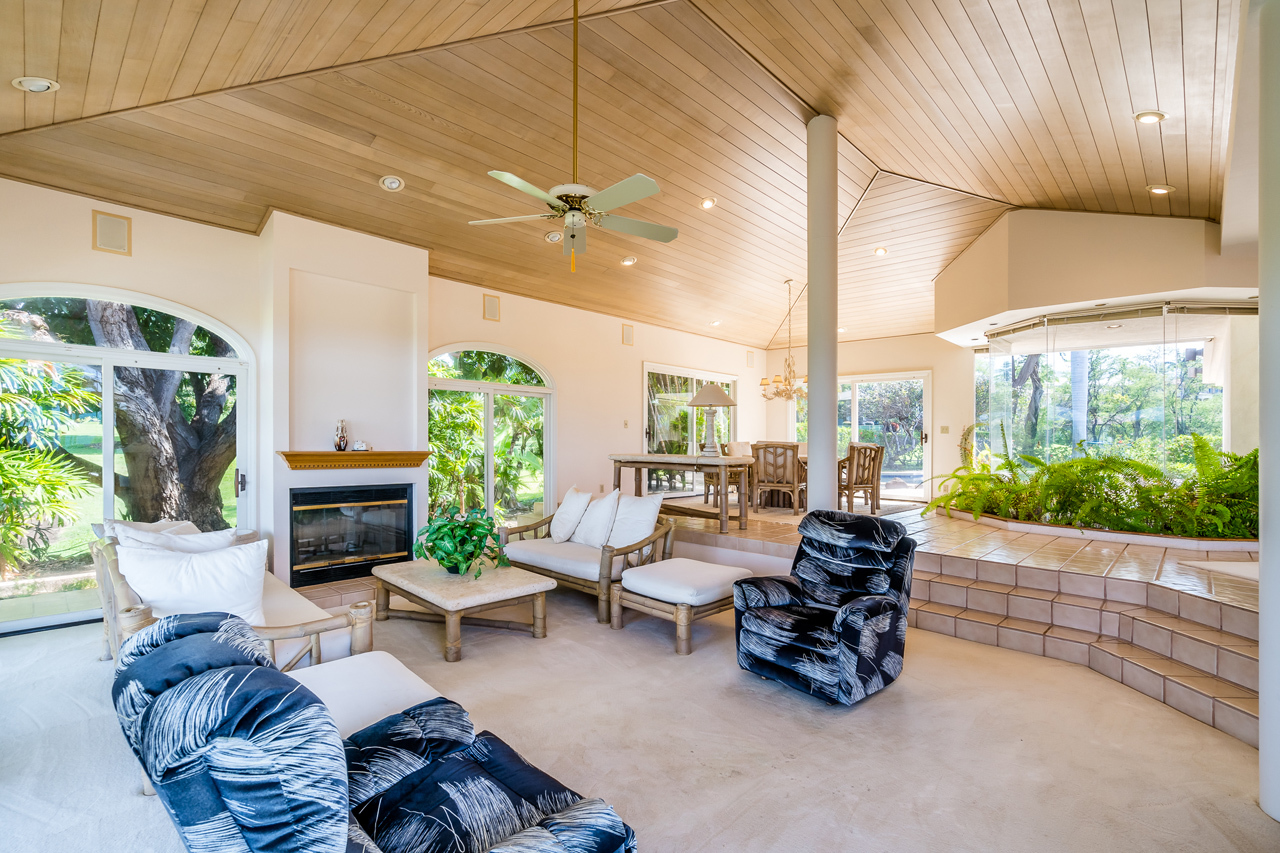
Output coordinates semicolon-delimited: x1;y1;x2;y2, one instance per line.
971;338;980;342
11;76;59;93
700;197;717;210
989;322;998;326
873;247;888;256
1107;324;1124;329
1134;110;1167;124
838;327;846;333
709;320;721;326
1095;303;1107;307
544;231;563;243
379;175;405;192
1147;184;1175;195
621;256;637;266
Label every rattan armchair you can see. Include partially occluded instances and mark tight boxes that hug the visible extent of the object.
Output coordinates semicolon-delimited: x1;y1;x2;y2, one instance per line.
838;442;885;514
90;537;373;671
500;513;676;623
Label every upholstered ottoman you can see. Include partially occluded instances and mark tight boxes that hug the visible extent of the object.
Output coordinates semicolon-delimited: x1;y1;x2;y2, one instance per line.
610;558;752;654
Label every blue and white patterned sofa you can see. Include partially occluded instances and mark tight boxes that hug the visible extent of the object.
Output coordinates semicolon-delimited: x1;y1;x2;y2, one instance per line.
112;612;637;853
733;510;916;705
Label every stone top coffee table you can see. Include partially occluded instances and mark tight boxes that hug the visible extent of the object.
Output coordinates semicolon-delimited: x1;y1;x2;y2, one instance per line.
372;560;557;662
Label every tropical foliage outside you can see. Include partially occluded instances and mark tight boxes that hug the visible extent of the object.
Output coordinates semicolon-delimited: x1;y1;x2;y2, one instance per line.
795;379;925;478
977;343;1222;478
927;429;1258;540
427;351;545;524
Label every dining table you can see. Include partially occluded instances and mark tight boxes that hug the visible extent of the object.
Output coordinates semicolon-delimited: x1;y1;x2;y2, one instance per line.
609;453;753;533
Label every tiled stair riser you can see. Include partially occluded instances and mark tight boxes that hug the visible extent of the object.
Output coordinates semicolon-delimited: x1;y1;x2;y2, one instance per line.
907;555;1260;748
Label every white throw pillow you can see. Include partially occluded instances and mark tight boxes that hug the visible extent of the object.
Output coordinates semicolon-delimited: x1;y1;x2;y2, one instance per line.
103;518;200;539
607;493;664;549
569;490;620;549
114;526;238;553
116;539;268;625
549;487;593;544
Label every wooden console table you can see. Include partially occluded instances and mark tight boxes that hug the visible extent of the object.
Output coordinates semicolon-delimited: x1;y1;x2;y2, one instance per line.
610;453;753;533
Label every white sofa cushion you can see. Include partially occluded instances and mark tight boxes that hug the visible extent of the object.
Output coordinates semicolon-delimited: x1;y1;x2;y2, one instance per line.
289;650;440;737
569;489;619;548
504;537;625;582
114;526;238;553
117;539;268;625
102;518;200;539
607;493;663;549
550;486;592;543
261;571;353;667
725;441;753;458
620;558;752;606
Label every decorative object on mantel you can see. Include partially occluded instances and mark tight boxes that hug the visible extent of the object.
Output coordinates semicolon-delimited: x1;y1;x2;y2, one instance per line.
277;451;431;470
352;440;371;451
687;383;737;457
414;506;510;579
761;278;808;402
334;420;348;451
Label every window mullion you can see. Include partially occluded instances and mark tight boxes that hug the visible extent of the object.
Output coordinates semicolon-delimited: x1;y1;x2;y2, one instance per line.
101;363;115;523
484;393;495;516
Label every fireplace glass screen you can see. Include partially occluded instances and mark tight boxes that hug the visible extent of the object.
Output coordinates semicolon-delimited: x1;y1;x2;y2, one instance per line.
289;484;412;586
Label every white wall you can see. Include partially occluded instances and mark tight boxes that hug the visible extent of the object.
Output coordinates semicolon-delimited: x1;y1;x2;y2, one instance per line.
765;334;975;497
428;277;766;503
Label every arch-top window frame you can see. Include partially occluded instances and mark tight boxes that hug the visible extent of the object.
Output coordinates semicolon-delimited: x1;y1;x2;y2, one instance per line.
427;343;555;519
0;282;257;534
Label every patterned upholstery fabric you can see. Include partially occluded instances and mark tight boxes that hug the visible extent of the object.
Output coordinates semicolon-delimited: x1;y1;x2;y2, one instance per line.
346;700;636;853
734;510;916;705
113;612;349;853
113;612;637;853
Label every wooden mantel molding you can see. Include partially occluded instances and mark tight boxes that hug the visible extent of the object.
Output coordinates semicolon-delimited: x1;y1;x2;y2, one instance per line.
277;451;432;470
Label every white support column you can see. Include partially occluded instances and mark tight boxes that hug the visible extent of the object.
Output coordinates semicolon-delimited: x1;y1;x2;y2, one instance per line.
1260;0;1280;821
807;114;839;511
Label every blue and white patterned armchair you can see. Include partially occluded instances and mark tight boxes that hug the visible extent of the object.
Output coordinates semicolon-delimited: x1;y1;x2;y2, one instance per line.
733;510;915;705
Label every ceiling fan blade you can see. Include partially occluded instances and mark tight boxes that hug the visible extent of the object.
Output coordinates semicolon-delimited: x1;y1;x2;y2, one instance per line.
488;171;565;209
597;213;678;243
586;174;660;212
469;214;557;226
563;225;586;256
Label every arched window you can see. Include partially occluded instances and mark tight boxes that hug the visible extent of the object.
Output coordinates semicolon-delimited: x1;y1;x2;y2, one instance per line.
0;293;251;631
427;349;551;525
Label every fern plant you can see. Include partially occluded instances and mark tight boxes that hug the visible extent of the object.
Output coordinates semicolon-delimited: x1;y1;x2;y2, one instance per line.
926;432;1257;540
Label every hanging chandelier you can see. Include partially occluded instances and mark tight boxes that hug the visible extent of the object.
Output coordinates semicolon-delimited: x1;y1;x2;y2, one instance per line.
761;279;808;402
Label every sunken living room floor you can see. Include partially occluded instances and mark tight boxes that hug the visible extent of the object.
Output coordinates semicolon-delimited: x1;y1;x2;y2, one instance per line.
3;588;1278;853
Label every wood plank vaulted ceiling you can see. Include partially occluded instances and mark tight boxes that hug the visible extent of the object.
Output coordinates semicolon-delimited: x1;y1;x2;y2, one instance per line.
0;0;1241;349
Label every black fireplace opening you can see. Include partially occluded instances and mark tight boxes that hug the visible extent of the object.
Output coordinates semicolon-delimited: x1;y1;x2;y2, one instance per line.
289;484;414;587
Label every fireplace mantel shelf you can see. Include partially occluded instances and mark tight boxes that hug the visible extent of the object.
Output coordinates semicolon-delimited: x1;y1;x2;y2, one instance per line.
277;451;432;470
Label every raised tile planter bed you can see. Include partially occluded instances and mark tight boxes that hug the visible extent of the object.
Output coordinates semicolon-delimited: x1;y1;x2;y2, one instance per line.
931;508;1257;552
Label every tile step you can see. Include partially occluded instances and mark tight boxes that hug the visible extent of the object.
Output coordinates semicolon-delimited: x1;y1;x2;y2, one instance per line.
908;601;1258;748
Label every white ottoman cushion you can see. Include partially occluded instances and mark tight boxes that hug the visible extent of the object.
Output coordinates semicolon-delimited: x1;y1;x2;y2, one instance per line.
621;558;751;606
289;651;440;737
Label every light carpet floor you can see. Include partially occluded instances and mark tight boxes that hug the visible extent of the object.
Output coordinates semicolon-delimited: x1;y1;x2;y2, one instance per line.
2;590;1278;852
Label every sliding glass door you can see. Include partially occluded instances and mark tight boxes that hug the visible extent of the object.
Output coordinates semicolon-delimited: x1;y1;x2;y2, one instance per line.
0;296;249;632
644;364;736;495
795;371;931;502
427;350;550;527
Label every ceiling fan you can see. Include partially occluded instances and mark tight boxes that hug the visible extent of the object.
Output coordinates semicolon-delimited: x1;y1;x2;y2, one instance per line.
467;0;678;271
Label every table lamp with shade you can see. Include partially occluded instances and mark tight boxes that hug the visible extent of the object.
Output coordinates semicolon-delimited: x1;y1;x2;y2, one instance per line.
688;384;737;457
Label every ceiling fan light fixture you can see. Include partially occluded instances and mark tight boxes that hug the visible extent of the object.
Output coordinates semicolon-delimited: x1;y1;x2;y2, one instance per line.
873;247;888;256
545;231;563;243
1134;110;1167;124
621;256;637;266
1147;184;1175;195
379;175;405;192
700;197;717;210
12;76;59;93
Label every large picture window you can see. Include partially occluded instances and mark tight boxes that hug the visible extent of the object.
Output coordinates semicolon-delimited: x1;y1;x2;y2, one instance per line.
427;349;550;526
0;294;251;632
644;364;737;495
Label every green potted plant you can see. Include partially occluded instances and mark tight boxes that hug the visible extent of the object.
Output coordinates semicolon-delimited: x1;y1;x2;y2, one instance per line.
413;506;510;579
